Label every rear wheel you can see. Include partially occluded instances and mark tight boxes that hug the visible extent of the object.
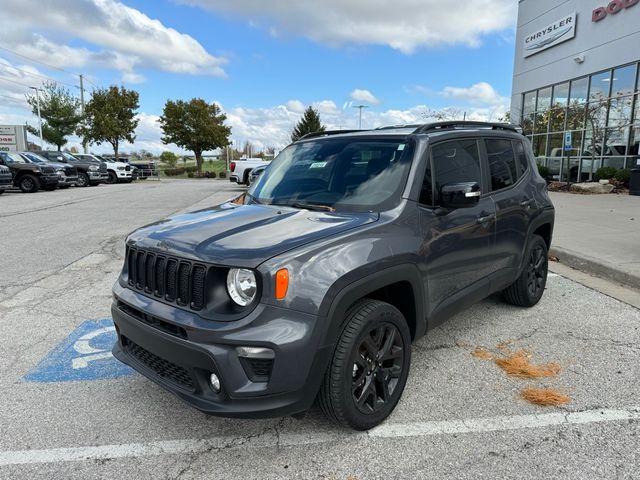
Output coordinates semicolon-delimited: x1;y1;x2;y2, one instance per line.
77;171;90;187
18;174;39;193
318;299;411;430
106;171;118;184
503;234;548;307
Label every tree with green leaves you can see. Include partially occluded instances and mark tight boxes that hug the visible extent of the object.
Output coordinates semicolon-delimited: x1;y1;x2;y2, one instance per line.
26;81;82;150
291;106;325;142
159;98;231;173
159;150;178;167
79;86;139;160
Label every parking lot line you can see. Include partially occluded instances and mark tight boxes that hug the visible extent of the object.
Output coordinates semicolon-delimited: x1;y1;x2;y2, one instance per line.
1;407;638;466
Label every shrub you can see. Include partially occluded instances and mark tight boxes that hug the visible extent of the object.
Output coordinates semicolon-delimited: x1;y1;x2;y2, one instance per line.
594;166;618;181
218;171;226;179
614;169;630;186
537;164;550;180
187;170;195;178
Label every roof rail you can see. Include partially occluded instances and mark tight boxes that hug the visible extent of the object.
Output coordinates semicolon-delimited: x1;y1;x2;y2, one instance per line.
298;129;363;140
374;124;422;130
412;121;521;135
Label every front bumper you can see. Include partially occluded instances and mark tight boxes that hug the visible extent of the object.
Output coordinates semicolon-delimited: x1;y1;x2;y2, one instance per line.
116;170;133;180
58;175;78;186
111;283;331;418
0;176;11;190
89;171;109;183
40;174;60;186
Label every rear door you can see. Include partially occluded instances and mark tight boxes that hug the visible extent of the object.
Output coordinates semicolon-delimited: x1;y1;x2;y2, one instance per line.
483;137;532;276
418;138;496;312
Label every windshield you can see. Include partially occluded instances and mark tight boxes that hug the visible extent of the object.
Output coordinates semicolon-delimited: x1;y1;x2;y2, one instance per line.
0;152;28;163
247;137;414;212
21;152;48;164
61;152;79;162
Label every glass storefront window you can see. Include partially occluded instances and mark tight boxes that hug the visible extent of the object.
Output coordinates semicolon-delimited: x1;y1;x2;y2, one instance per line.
531;135;547;158
537;87;552;111
611;64;637;97
523;91;537;115
589;70;612;102
570;77;589;104
608;96;634;128
533;112;548;134
604;127;630;158
633;94;640;124
552;82;570;107
629;126;640;158
522;113;534;136
566;102;585;130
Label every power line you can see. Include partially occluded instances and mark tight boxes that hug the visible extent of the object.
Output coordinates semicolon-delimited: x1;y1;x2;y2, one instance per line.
0;45;80;77
0;76;33;89
0;60;77;89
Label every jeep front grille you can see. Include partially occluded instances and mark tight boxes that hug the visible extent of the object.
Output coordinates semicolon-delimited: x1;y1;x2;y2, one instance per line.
126;247;207;310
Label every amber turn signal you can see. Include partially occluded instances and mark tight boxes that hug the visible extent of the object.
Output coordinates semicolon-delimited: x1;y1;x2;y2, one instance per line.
275;268;289;300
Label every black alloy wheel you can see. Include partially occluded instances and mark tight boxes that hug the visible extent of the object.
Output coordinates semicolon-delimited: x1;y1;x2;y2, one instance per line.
503;234;548;307
351;324;404;415
19;174;39;193
106;171;118;184
318;299;411;430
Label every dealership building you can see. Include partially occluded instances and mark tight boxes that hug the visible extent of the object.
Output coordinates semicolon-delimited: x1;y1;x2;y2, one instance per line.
511;0;640;181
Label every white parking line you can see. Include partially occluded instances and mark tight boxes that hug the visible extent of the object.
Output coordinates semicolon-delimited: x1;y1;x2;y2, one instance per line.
1;407;638;466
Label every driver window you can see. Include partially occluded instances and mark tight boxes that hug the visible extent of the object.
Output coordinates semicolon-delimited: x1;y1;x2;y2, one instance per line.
432;140;481;204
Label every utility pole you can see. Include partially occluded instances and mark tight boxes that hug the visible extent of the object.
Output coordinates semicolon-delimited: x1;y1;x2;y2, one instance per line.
79;74;88;153
352;105;368;129
29;86;44;149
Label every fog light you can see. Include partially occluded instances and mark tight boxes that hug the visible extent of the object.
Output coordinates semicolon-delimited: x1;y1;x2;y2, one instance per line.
209;373;221;393
236;346;275;359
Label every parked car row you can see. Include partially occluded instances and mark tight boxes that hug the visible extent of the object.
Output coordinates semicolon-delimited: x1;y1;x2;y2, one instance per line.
0;151;139;194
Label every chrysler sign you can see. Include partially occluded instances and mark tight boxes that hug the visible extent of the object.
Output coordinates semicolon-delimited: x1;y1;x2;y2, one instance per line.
523;13;577;58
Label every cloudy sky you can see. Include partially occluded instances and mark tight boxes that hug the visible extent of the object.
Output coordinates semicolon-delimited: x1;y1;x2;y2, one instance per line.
0;0;517;154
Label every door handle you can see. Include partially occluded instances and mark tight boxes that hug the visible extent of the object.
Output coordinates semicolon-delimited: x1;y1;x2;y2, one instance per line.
476;213;495;224
520;198;535;208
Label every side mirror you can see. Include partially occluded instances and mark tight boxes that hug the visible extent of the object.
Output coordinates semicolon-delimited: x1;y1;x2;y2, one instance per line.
56;157;66;163
440;182;481;209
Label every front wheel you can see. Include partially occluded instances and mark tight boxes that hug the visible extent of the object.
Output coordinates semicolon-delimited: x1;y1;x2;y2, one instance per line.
19;174;40;193
77;172;90;187
503;234;548;307
318;299;411;430
106;171;117;184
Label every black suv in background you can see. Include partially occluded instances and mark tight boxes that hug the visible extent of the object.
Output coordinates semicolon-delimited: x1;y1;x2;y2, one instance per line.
0;151;59;193
112;122;555;430
0;164;12;194
34;151;108;187
21;152;79;189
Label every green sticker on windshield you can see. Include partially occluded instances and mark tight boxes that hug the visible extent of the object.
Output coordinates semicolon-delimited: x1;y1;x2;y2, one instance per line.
310;161;327;168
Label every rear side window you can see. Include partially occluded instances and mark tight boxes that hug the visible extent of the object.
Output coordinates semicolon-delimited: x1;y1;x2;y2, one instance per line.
432;139;481;204
514;140;529;176
486;139;518;191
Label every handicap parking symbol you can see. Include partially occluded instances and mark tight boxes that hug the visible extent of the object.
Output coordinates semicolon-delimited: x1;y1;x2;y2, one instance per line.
23;318;133;382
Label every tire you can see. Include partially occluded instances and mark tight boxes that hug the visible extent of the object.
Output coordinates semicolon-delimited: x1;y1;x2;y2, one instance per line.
106;171;117;184
503;234;548;307
18;174;40;193
318;299;411;430
77;171;90;187
243;170;252;186
0;189;4;195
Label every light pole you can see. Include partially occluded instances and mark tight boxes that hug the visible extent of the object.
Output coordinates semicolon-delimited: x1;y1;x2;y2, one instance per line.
29;87;44;149
352;104;368;129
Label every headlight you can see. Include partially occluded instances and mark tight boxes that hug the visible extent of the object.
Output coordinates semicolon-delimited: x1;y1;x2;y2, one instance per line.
89;165;99;171
226;268;257;306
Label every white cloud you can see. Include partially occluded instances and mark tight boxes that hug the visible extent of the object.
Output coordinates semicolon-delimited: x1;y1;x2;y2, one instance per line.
182;0;516;53
441;82;507;106
0;0;227;81
350;89;380;105
285;100;305;113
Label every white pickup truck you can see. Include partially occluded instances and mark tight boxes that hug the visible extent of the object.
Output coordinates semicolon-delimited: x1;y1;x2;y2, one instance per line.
229;158;271;186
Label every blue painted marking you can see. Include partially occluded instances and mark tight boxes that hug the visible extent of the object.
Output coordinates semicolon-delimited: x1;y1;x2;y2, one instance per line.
23;318;133;382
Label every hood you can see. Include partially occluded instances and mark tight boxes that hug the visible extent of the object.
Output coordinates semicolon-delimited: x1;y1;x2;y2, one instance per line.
127;202;378;268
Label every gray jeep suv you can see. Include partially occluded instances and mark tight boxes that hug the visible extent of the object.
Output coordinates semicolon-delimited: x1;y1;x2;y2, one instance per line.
112;122;555;430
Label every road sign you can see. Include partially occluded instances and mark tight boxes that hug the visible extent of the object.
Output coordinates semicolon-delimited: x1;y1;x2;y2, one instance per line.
564;132;573;152
23;319;133;382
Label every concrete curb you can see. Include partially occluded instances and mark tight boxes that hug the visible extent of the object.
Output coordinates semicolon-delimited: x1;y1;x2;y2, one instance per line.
549;246;640;291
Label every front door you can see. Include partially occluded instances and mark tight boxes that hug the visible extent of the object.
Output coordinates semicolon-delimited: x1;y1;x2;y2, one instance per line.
418;138;496;315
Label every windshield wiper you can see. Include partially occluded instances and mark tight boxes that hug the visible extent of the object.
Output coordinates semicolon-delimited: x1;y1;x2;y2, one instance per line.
288;202;336;212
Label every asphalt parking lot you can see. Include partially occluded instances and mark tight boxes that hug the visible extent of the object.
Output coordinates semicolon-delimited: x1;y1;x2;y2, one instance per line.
0;180;639;479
